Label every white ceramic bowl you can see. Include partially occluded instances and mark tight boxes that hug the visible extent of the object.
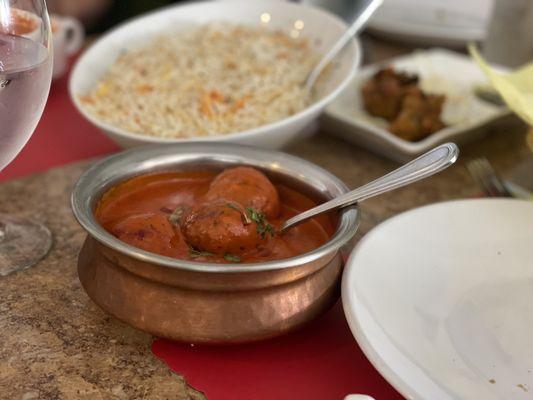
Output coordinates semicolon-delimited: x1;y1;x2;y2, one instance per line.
69;0;361;149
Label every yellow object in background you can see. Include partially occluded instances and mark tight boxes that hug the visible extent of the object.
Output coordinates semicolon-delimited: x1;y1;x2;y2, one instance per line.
469;44;533;126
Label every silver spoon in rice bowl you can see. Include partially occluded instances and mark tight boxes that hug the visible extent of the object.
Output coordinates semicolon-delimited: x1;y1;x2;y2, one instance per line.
280;143;459;232
304;0;383;92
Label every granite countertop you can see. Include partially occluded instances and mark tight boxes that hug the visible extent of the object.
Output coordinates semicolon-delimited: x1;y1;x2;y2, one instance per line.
0;125;531;399
0;159;204;400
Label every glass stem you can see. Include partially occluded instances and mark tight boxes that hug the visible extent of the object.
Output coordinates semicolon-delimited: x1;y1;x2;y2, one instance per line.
0;220;5;241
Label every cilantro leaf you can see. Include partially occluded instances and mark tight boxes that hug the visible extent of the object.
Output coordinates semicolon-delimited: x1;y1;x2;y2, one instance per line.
169;205;185;225
224;253;241;263
189;248;214;259
246;207;275;239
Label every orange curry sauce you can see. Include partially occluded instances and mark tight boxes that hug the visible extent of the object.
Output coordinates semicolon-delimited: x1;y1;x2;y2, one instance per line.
95;169;335;264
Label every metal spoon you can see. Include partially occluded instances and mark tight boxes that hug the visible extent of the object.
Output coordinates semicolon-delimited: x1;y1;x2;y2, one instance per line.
304;0;383;92
280;143;459;232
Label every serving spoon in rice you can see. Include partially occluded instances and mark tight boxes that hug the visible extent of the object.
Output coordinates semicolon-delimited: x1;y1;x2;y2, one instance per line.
280;143;459;232
304;0;383;92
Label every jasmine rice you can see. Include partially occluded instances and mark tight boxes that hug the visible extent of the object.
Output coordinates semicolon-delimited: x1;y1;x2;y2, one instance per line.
80;23;319;138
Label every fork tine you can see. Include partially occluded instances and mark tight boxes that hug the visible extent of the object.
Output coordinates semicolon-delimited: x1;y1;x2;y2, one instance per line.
467;159;500;197
467;158;512;198
475;159;501;197
467;159;492;197
477;158;512;197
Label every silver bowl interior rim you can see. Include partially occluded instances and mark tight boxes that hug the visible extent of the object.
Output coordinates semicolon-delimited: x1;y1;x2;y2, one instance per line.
71;143;359;273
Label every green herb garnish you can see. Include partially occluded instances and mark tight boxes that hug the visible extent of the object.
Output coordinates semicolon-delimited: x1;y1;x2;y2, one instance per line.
226;202;240;211
169;205;185;225
246;207;275;239
226;201;251;225
224;253;241;263
189;248;214;259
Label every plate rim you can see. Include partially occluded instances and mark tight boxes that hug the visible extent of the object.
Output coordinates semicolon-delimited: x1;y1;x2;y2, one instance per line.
366;0;491;44
367;17;485;44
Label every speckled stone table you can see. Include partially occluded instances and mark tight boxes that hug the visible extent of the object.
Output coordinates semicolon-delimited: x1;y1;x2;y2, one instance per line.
0;123;530;399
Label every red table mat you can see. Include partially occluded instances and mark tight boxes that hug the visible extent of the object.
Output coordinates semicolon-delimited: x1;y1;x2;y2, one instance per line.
153;301;403;400
3;64;404;400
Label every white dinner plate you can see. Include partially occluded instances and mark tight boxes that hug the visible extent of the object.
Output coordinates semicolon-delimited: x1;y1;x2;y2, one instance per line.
367;0;494;48
342;199;533;400
322;49;511;162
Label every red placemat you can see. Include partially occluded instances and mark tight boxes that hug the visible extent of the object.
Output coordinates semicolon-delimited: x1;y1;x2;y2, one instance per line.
152;301;404;400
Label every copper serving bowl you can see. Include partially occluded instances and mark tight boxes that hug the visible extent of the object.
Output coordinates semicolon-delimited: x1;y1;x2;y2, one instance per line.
71;143;359;344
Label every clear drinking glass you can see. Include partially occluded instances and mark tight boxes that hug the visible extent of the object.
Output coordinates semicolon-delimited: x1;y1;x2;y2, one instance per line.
0;0;53;275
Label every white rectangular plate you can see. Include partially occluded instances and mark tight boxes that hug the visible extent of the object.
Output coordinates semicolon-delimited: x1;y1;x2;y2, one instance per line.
322;48;511;162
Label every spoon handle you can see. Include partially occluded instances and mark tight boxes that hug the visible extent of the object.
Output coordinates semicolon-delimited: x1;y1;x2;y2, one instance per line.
304;0;383;92
280;143;459;232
